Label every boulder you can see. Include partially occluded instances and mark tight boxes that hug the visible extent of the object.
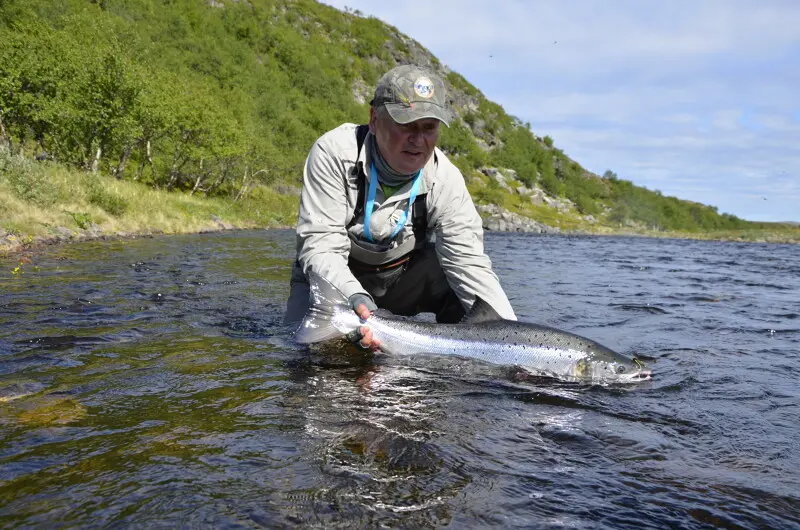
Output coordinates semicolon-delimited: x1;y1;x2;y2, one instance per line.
477;204;560;234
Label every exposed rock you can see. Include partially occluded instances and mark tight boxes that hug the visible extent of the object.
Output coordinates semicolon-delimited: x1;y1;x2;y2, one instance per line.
542;195;573;212
511;183;549;207
479;167;514;192
476;167;577;214
477;204;560;234
210;214;234;230
86;223;104;238
351;78;370;105
272;183;302;196
53;226;75;239
481;166;519;182
528;194;545;206
473;137;491;152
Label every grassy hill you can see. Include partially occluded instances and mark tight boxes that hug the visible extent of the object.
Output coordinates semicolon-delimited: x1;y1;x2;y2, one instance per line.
1;0;798;256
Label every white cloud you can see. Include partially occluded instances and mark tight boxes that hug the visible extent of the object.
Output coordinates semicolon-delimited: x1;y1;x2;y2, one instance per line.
322;0;800;221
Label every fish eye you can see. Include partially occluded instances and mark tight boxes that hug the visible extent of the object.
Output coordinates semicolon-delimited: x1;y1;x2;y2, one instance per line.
617;366;627;374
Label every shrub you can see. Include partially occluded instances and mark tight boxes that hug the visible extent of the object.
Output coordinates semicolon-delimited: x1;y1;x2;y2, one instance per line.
89;186;129;216
0;146;61;207
472;181;507;208
64;210;92;229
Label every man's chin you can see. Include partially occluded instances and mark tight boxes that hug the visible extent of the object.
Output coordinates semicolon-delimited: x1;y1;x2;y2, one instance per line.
399;153;425;172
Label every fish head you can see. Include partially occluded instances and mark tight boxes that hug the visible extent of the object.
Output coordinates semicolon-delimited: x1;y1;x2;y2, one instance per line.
572;352;652;384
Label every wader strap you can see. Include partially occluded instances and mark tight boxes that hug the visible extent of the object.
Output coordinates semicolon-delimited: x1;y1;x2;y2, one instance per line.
411;194;427;247
348;124;370;227
356;123;369;156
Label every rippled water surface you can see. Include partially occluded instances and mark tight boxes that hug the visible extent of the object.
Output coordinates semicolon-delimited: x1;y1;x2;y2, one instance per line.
1;230;798;528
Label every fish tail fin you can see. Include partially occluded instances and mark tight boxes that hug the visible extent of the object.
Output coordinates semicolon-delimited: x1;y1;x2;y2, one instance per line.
294;271;355;344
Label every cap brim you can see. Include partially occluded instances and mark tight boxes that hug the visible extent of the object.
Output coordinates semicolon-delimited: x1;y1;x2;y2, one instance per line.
385;101;450;127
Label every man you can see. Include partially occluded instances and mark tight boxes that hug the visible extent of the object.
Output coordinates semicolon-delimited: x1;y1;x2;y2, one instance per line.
284;64;516;348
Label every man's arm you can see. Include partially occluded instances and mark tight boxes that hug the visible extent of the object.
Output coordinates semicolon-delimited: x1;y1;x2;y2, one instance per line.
431;163;517;320
296;138;382;350
295;139;365;301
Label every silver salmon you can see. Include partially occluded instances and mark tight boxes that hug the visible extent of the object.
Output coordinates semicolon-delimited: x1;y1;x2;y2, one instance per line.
295;272;652;384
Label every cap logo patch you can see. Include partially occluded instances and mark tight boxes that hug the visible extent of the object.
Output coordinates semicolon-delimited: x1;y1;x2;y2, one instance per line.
413;77;435;99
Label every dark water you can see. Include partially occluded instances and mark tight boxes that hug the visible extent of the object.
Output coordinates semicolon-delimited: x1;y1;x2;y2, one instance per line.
1;230;798;529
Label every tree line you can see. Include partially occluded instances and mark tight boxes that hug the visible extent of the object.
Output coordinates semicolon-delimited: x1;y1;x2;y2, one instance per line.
0;0;374;200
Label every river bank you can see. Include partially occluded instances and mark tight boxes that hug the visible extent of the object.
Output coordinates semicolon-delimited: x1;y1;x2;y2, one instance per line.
477;203;800;244
4;213;798;266
2;151;798;261
0;148;298;259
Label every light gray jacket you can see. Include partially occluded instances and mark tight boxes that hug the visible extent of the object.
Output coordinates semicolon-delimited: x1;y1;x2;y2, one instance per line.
294;123;516;320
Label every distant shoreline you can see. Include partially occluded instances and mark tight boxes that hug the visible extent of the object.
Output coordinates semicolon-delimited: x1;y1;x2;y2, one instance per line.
3;223;798;262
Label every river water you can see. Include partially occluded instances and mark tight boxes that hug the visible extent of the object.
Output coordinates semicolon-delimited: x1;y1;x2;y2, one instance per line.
0;229;798;529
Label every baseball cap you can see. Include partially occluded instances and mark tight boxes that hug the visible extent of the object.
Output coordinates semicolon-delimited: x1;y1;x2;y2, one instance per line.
370;64;451;126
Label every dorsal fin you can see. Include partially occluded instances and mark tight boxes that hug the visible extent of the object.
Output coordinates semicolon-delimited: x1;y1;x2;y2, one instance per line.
460;297;504;324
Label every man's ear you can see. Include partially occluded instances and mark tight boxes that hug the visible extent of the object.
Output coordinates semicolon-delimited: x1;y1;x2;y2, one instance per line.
368;106;378;134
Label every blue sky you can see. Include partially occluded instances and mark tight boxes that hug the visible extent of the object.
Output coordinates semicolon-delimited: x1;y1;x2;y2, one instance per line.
322;0;800;222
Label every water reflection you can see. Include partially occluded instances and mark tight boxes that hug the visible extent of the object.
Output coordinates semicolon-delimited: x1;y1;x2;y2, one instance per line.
288;345;458;525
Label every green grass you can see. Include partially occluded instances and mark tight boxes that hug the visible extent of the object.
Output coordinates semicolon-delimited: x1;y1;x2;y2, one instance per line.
0;147;298;256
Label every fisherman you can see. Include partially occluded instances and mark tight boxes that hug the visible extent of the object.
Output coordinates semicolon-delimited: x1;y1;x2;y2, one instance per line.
283;64;516;348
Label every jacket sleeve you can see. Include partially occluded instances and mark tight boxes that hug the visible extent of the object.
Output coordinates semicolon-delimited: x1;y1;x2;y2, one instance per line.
295;139;365;300
431;165;517;320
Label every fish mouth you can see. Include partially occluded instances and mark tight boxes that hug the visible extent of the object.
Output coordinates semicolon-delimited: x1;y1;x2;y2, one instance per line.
626;357;652;381
622;368;652;382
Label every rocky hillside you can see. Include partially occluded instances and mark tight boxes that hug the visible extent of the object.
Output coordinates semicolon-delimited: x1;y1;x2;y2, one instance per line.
0;0;793;237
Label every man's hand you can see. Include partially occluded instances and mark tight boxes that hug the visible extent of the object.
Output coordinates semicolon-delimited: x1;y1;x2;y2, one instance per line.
347;293;381;350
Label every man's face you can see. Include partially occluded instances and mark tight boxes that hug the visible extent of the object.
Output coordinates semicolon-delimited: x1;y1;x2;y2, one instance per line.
369;107;441;174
